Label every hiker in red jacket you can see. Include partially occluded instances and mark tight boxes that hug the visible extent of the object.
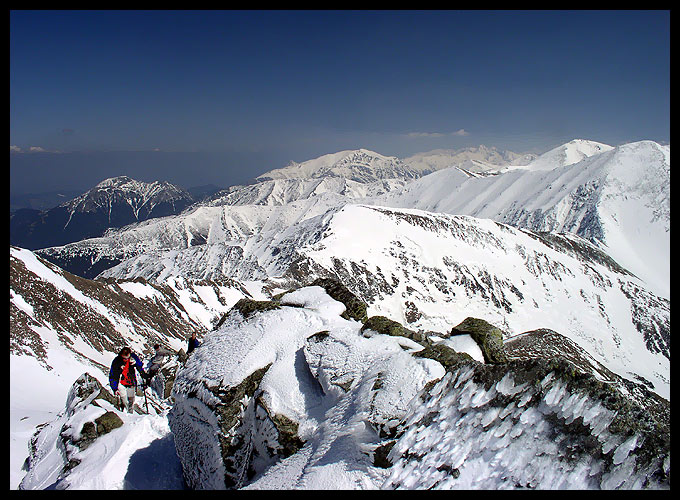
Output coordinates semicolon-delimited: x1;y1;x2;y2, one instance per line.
109;346;150;413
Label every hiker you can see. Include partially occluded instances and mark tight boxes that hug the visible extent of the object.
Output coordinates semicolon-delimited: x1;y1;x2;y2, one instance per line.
147;344;174;379
187;332;200;354
109;346;150;413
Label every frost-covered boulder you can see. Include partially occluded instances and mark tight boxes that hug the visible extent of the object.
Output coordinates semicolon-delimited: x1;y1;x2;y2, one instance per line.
168;285;444;489
20;373;125;490
505;328;670;437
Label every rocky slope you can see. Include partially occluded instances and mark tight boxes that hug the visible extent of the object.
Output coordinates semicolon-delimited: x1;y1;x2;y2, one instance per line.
10;245;254;374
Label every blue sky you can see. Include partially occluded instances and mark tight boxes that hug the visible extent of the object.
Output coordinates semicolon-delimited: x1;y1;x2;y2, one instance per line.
10;10;670;194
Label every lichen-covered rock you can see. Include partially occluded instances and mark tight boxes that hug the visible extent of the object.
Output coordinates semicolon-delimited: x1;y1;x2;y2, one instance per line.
361;315;428;344
414;343;476;369
310;277;368;323
94;411;124;435
228;298;282;319
450;317;508;364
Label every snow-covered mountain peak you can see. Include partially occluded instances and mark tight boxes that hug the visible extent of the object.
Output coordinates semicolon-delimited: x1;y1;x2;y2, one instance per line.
256;149;420;183
63;176;192;217
519;139;614;171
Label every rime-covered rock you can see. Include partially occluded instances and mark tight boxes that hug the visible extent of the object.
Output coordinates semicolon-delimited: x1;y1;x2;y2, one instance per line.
20;373;125;489
168;285;445;489
383;357;670;489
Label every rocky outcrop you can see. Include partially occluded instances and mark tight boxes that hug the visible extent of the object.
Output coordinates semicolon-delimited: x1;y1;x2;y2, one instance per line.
168;282;669;490
20;373;126;489
310;277;369;322
450;317;509;364
361;315;427;344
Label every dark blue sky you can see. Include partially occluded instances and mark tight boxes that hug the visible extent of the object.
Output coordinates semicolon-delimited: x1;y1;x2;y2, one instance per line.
10;10;670;195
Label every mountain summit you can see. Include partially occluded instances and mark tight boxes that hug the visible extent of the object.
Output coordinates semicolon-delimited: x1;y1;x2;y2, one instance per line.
10;176;194;251
256;149;425;183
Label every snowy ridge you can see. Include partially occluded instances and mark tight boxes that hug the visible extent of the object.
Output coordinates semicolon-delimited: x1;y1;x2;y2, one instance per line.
10;175;195;252
256;149;425;183
11;138;671;490
403;145;538;174
520;139;614;171
38;140;668;298
100;202;669;399
381;140;670;298
205;176;408;207
269;205;669;399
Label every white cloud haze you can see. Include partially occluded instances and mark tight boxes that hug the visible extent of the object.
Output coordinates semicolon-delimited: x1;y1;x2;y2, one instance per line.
405;129;469;138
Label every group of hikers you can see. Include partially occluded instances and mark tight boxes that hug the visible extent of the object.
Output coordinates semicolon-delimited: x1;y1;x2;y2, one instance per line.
108;332;200;413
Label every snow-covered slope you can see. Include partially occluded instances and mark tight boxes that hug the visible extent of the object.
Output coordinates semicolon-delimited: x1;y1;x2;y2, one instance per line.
10;245;254;394
37;189;373;279
204;176;407;207
99;204;669;400
515;139;614;171
10;244;264;489
381;141;669;298
38;140;668;300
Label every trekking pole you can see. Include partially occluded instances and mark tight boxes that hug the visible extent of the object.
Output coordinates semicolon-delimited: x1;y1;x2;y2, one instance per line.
142;381;149;414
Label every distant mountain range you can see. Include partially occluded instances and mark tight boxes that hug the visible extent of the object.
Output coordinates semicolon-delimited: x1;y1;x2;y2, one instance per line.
33;140;669;298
